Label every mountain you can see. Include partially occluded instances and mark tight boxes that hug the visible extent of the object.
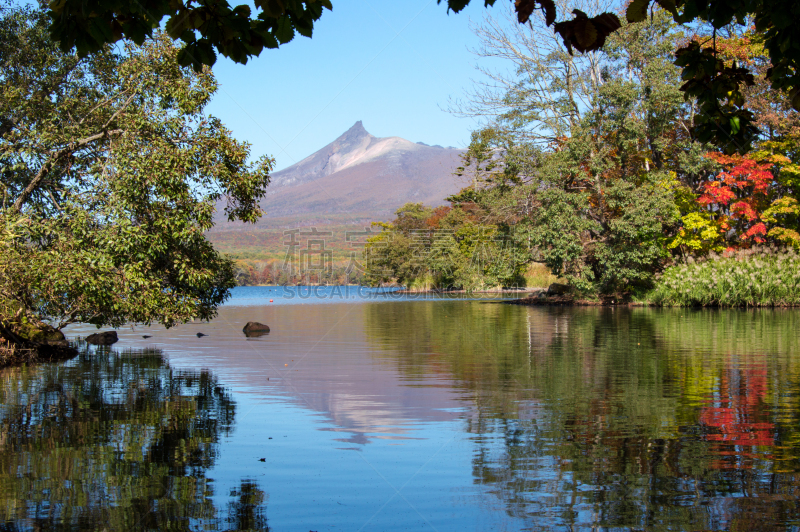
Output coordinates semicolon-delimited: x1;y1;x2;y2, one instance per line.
214;121;466;229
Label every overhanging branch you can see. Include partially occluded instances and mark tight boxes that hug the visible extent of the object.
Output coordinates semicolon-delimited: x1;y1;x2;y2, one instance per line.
11;129;123;213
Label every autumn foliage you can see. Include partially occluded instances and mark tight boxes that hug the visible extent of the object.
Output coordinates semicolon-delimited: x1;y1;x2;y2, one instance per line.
698;153;774;244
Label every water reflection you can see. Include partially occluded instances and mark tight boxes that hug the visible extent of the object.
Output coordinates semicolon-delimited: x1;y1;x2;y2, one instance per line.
364;305;800;530
53;298;800;530
88;303;472;446
0;347;269;531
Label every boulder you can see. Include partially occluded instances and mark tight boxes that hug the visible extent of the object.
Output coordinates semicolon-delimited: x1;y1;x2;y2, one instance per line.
546;283;571;296
15;322;68;347
0;322;77;366
37;329;68;347
243;322;270;337
86;331;118;346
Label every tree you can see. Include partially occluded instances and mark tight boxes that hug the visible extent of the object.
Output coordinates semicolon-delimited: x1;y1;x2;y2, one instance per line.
663;28;800;255
364;202;526;290
373;7;700;294
0;4;271;337
458;0;800;155
45;0;800;155
47;0;332;72
453;8;708;293
448;0;615;148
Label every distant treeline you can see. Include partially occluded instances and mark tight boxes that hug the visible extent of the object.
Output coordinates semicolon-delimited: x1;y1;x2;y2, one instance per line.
233;259;367;286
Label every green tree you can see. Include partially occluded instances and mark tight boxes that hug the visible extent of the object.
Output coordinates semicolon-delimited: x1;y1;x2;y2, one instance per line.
45;0;800;155
364;205;433;288
455;8;699;294
369;11;702;294
365;202;526;290
0;4;271;338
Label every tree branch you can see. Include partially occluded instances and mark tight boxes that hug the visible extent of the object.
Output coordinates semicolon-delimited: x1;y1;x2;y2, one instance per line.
11;129;123;213
101;93;137;130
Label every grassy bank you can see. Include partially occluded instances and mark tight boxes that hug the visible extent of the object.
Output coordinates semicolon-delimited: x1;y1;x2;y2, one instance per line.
401;263;563;292
648;247;800;307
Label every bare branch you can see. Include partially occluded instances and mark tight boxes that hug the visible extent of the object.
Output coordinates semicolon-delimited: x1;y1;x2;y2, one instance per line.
447;0;614;143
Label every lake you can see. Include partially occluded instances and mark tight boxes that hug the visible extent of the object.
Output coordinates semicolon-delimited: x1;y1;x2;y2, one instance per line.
2;286;800;531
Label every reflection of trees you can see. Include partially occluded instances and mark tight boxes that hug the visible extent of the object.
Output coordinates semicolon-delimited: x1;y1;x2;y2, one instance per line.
364;303;800;530
225;480;269;532
0;349;269;531
699;363;774;462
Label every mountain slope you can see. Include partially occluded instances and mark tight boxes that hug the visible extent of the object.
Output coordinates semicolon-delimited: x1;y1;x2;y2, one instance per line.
215;121;466;229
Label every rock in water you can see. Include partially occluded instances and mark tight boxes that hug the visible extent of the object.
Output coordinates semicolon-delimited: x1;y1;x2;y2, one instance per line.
86;331;118;346
546;283;571;296
14;322;69;347
243;322;270;337
37;328;68;347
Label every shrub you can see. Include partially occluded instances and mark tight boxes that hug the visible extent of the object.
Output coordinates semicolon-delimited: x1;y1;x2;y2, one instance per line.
649;247;800;307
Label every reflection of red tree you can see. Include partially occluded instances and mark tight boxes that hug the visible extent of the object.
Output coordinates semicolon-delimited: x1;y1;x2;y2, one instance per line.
699;363;774;469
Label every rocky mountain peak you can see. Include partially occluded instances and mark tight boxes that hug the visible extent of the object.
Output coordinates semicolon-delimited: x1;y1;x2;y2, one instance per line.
214;121;465;226
343;120;369;139
329;120;374;154
266;121;459;194
269;121;377;187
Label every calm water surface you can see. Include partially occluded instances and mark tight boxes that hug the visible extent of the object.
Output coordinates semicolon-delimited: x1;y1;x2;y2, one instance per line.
2;287;800;530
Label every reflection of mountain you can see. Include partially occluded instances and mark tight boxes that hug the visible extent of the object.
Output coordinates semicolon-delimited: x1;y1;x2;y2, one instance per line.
214;121;464;228
75;303;471;446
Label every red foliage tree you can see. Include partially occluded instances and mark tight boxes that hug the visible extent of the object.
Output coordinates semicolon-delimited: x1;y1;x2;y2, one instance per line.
698;153;774;245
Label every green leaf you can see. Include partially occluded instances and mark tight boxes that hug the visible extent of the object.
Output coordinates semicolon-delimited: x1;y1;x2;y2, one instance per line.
273;15;295;44
232;4;251;17
627;0;650;23
655;0;678;17
791;87;800;111
575;18;597;50
166;11;190;38
88;17;113;46
730;116;741;135
443;0;472;13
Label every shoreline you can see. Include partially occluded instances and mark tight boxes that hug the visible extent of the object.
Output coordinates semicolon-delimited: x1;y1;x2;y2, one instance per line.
504;295;643;307
0;321;79;369
237;285;800;308
392;288;536;295
0;342;78;369
235;284;537;294
503;295;800;308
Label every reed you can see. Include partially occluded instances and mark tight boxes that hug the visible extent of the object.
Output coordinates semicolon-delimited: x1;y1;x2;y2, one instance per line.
649;246;800;307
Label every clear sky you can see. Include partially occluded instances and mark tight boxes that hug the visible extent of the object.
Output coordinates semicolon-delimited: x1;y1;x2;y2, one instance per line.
204;1;502;172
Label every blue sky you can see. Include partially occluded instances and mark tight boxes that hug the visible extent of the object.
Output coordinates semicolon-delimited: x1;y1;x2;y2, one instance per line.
205;1;501;171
